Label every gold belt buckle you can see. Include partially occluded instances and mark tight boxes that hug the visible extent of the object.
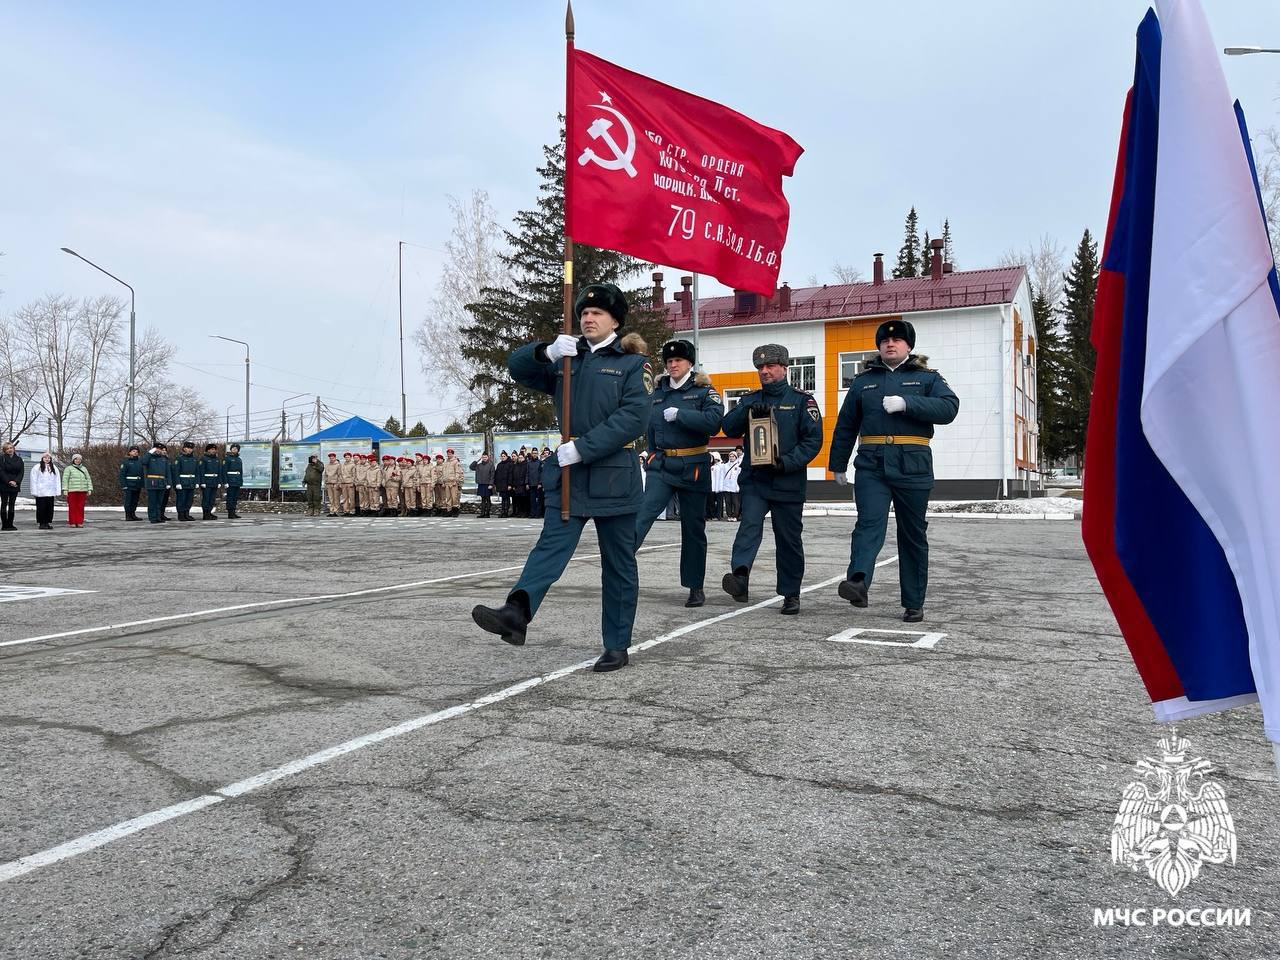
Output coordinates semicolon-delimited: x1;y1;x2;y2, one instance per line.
885;435;895;445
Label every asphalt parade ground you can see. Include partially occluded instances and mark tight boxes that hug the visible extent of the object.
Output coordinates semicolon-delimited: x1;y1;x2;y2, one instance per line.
1;512;1277;960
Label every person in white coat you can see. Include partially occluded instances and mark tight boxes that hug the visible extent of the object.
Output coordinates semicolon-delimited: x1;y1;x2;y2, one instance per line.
709;453;725;520
722;450;742;521
31;452;60;530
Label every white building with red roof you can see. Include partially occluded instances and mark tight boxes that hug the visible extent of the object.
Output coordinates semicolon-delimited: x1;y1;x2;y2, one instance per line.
652;247;1039;498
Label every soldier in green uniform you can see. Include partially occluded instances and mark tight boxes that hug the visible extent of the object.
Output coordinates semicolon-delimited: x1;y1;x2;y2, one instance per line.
471;283;652;672
142;442;173;524
199;443;223;519
719;344;823;615
173;440;200;522
118;445;144;521
633;339;724;607
223;443;245;519
828;319;959;622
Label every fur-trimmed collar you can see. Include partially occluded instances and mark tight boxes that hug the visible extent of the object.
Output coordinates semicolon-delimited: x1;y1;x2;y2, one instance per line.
866;353;931;372
657;370;713;389
620;332;647;355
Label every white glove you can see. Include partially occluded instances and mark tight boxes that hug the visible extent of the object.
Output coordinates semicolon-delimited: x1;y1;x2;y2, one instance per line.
557;441;582;466
663;407;679;422
834;471;848;486
546;334;580;363
882;395;906;414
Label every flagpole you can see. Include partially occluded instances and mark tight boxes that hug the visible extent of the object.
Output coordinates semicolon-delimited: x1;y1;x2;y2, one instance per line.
561;0;575;521
692;273;701;371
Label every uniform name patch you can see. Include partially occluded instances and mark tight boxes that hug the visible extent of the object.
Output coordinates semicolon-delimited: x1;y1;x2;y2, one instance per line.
862;383;878;390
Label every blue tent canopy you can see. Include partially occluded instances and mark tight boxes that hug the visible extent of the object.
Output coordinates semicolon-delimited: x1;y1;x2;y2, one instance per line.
302;416;397;442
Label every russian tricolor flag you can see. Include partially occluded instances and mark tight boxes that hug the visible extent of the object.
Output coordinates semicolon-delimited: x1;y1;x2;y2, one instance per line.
1084;0;1280;769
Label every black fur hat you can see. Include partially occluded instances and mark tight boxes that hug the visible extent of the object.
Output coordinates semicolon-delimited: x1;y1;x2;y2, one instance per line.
875;319;916;350
573;283;628;329
661;339;696;364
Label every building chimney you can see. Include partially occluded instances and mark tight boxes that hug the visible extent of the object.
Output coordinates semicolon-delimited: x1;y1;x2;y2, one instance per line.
873;252;885;286
777;282;791;311
930;238;944;281
680;274;693;317
651;272;665;310
943;262;953;275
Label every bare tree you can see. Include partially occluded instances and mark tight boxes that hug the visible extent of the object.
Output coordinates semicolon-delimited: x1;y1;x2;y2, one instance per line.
12;294;87;452
1254;126;1280;263
76;294;124;446
107;326;175;444
830;261;864;285
0;323;42;444
137;378;217;444
998;234;1067;308
414;190;510;416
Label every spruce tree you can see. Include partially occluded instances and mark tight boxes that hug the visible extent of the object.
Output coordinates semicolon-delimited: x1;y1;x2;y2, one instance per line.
462;121;671;432
1029;284;1069;463
941;219;955;268
893;207;920;279
919;230;933;278
407;421;428;437
1059;228;1099;461
383;416;404;437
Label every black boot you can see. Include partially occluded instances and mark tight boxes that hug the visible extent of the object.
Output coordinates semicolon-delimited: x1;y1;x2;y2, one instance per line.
721;568;749;603
685;588;706;608
838;577;868;608
202;511;213;520
903;608;924;623
592;649;629;673
780;595;800;615
471;602;529;646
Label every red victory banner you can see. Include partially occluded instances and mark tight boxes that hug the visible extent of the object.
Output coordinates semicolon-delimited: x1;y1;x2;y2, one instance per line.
567;49;803;296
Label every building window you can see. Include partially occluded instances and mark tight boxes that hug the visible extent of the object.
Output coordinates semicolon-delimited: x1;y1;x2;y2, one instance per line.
788;356;816;393
724;388;753;410
838;351;879;389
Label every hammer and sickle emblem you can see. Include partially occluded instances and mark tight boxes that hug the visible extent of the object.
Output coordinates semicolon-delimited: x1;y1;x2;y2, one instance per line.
578;101;637;179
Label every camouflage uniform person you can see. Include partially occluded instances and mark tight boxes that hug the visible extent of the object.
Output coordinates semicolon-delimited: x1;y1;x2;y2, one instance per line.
432;454;446;516
416;453;434;516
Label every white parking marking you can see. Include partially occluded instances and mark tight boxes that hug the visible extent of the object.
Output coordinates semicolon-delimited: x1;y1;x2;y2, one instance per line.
826;627;945;649
0;544;677;651
0;556;897;882
0;586;96;604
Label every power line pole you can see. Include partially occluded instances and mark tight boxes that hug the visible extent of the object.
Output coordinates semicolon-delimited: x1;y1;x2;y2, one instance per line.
398;241;407;431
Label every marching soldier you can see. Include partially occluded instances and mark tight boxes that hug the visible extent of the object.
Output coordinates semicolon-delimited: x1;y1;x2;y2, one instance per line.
142;442;173;524
828;319;959;623
118;445;144;521
444;448;464;517
199;443;223;519
382;454;401;517
338;452;358;516
173;440;200;521
223;443;245;519
634;339;724;607
719;344;823;615
471;282;652;672
323;452;341;517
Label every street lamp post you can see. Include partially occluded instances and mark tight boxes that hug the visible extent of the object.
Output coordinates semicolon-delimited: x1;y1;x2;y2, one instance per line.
1224;46;1280;55
280;393;307;441
225;405;235;444
398;241;407;432
61;247;136;446
211;336;250;439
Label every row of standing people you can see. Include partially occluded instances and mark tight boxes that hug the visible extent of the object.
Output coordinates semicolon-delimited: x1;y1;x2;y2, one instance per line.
118;441;247;522
0;447;94;530
473;448;552;518
319;450;465;517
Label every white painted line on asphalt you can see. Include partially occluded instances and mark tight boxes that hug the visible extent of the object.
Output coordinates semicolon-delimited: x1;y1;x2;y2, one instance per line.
0;544;678;651
0;586;96;604
826;627;946;649
0;555;897;883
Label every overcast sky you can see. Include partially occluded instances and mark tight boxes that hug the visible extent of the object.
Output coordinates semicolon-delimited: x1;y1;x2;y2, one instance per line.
2;1;1279;436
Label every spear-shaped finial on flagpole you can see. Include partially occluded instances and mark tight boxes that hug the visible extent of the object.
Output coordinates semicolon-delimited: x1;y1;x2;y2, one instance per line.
566;0;574;40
